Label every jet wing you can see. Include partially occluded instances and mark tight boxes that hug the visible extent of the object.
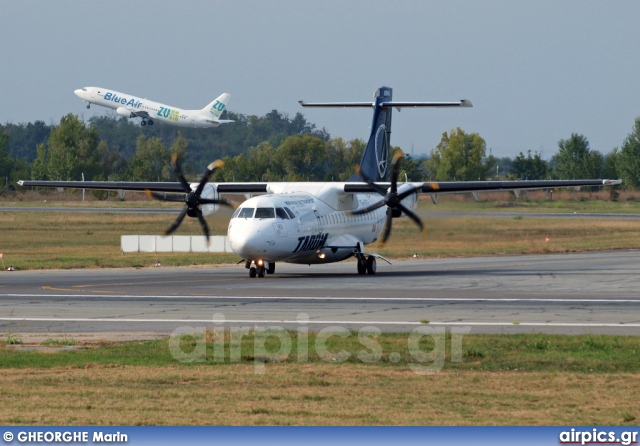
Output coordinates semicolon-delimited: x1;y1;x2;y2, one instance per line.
344;179;621;194
129;110;151;119
17;180;268;194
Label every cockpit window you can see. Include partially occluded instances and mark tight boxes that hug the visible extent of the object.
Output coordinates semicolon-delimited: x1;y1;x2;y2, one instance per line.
255;207;275;219
237;207;255;219
275;208;289;219
284;207;296;219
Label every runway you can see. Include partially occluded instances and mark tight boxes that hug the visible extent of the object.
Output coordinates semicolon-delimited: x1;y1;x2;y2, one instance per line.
1;250;639;336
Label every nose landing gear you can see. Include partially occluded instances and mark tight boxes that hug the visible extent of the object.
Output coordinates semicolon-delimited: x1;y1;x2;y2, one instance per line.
246;260;274;278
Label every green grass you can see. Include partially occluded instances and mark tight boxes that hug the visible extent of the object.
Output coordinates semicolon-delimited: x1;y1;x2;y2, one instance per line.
1;332;638;374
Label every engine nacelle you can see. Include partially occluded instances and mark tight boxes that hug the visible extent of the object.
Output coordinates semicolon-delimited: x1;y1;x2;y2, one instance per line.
193;183;220;216
116;107;134;118
397;183;419;216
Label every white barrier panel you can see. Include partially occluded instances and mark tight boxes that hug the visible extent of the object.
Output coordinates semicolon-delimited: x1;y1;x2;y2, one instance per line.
121;236;230;253
121;235;139;253
173;236;191;252
139;236;156;253
191;236;209;253
209;236;227;253
155;236;173;253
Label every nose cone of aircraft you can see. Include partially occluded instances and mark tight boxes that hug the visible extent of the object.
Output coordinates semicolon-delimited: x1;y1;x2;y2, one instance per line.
228;222;276;259
74;88;87;99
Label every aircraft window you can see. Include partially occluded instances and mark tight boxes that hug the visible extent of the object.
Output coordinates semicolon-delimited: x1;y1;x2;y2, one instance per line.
255;207;275;219
232;208;241;218
275;208;289;219
284;207;296;219
237;207;255;219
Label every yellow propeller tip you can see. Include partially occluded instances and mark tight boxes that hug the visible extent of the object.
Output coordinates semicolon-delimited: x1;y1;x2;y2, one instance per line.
144;189;153;198
213;160;224;169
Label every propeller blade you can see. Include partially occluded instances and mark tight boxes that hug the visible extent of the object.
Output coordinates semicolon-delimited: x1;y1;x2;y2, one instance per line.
145;190;186;203
165;206;189;236
195;208;210;243
348;200;385;215
397;185;423;201
172;154;191;193
397;203;426;235
389;151;403;194
194;160;224;197
380;207;394;246
355;165;388;196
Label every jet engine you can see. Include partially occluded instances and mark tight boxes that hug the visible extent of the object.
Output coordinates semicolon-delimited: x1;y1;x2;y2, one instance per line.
116;107;134;118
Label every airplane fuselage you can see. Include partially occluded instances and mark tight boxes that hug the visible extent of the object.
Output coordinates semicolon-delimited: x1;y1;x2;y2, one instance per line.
225;183;392;265
74;87;230;128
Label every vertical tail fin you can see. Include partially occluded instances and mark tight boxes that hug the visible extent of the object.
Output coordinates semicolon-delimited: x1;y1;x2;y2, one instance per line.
349;86;393;182
202;93;231;120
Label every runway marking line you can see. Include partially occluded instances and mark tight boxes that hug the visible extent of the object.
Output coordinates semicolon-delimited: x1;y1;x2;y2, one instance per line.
4;293;640;303
42;286;115;294
0;317;639;328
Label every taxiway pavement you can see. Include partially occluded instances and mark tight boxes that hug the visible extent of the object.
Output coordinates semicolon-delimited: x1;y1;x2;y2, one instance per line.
1;250;639;335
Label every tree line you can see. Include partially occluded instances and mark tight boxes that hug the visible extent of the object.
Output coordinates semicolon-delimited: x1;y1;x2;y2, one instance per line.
2;111;640;194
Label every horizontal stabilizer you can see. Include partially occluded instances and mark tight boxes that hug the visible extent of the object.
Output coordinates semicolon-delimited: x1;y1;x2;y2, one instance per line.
299;101;374;108
382;100;473;108
299;99;472;108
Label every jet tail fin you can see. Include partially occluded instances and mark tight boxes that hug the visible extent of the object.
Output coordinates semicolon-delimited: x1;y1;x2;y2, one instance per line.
202;93;231;120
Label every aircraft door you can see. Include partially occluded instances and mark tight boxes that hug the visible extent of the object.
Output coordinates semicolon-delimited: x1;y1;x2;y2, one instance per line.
314;210;323;233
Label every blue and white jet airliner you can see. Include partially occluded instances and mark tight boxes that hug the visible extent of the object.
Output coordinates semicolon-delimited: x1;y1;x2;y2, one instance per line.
21;87;621;277
74;87;233;128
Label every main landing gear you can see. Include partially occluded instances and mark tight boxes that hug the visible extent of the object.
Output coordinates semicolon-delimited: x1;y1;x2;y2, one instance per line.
140;119;154;126
246;260;275;278
356;255;376;275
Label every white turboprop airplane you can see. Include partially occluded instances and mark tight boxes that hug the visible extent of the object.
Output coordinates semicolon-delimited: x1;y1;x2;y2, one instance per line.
22;86;620;277
74;87;234;128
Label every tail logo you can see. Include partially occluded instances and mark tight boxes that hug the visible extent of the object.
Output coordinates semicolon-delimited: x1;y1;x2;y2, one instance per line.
374;124;389;178
209;100;226;118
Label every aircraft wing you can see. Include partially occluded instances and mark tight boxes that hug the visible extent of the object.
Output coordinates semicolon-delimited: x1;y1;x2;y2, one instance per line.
129;110;151;119
344;179;622;194
17;180;268;194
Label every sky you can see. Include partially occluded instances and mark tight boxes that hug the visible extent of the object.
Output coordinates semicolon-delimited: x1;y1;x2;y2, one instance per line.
1;0;639;159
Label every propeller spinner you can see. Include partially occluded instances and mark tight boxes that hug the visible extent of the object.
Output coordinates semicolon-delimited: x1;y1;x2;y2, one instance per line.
146;154;232;243
350;151;426;245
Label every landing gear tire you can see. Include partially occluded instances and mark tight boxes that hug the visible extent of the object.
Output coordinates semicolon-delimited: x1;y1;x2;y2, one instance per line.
366;256;376;275
357;259;366;275
141;120;147;126
249;267;256;278
267;262;275;275
148;119;154;126
257;266;265;278
86;104;90;109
